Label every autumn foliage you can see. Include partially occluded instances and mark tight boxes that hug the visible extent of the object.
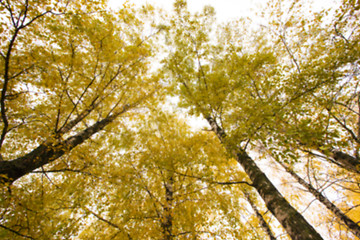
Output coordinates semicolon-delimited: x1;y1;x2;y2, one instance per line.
0;0;359;239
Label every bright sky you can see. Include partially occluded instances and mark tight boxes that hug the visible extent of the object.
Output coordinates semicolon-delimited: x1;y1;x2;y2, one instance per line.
108;0;263;22
109;0;338;23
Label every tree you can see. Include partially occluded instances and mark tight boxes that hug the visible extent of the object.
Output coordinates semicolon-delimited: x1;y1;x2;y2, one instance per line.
256;1;360;236
163;1;324;239
244;191;277;240
258;0;360;174
0;0;158;184
278;157;360;238
73;110;270;239
1;109;269;239
1;0;359;239
256;139;360;238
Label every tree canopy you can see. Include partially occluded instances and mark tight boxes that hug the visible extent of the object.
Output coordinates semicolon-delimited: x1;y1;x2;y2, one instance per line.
0;0;359;239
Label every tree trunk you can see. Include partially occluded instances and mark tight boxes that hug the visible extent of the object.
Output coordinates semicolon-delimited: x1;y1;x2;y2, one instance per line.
244;192;276;240
279;161;360;239
328;149;360;174
0;105;130;184
206;116;323;240
162;176;174;240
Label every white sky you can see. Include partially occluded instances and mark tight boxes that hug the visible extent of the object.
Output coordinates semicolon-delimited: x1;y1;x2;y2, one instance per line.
108;0;263;22
108;0;337;25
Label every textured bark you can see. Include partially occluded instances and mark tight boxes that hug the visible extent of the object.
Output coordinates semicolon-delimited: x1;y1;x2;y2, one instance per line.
56;99;101;136
206;117;323;240
244;192;276;240
328;150;360;174
236;151;323;240
279;161;360;239
0;105;130;184
162;176;174;240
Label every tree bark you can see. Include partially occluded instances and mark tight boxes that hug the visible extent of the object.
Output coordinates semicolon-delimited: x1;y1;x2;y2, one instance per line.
244;192;276;240
206;116;323;240
162;176;174;240
0;105;130;184
279;161;360;239
328;149;360;174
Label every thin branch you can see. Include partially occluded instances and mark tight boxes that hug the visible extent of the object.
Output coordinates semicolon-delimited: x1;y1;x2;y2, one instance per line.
328;109;359;144
8;64;35;80
127;159;164;216
171;169;253;187
31;168;99;179
211;180;253;187
300;198;317;215
302;149;345;169
20;10;52;30
84;207;123;231
175;230;220;238
0;1;52;150
334;22;350;45
39;166;60;188
279;35;301;73
0;224;35;240
334;101;360;116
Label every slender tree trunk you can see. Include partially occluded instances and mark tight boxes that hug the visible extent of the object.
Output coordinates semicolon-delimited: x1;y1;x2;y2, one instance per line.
278;161;360;239
162;176;174;240
206;116;323;240
244;192;276;240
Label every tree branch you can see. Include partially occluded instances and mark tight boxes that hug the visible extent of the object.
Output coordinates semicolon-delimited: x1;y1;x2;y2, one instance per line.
0;103;132;183
84;207;123;231
0;224;35;240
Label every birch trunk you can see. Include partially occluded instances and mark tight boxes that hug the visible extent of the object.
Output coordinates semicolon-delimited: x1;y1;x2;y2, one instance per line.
279;161;360;239
206;116;323;240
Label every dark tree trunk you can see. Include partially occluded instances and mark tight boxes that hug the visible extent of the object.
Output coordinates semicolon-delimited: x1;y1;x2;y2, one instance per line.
279;161;360;239
206;116;323;240
328;149;360;174
162;176;174;240
0;105;130;184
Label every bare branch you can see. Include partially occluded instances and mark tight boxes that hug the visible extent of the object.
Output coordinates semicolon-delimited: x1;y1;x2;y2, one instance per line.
0;224;35;240
334;101;360;116
170;169;253;187
0;103;133;183
212;180;253;187
84;207;123;231
0;1;52;151
327;108;360;144
31;168;100;179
